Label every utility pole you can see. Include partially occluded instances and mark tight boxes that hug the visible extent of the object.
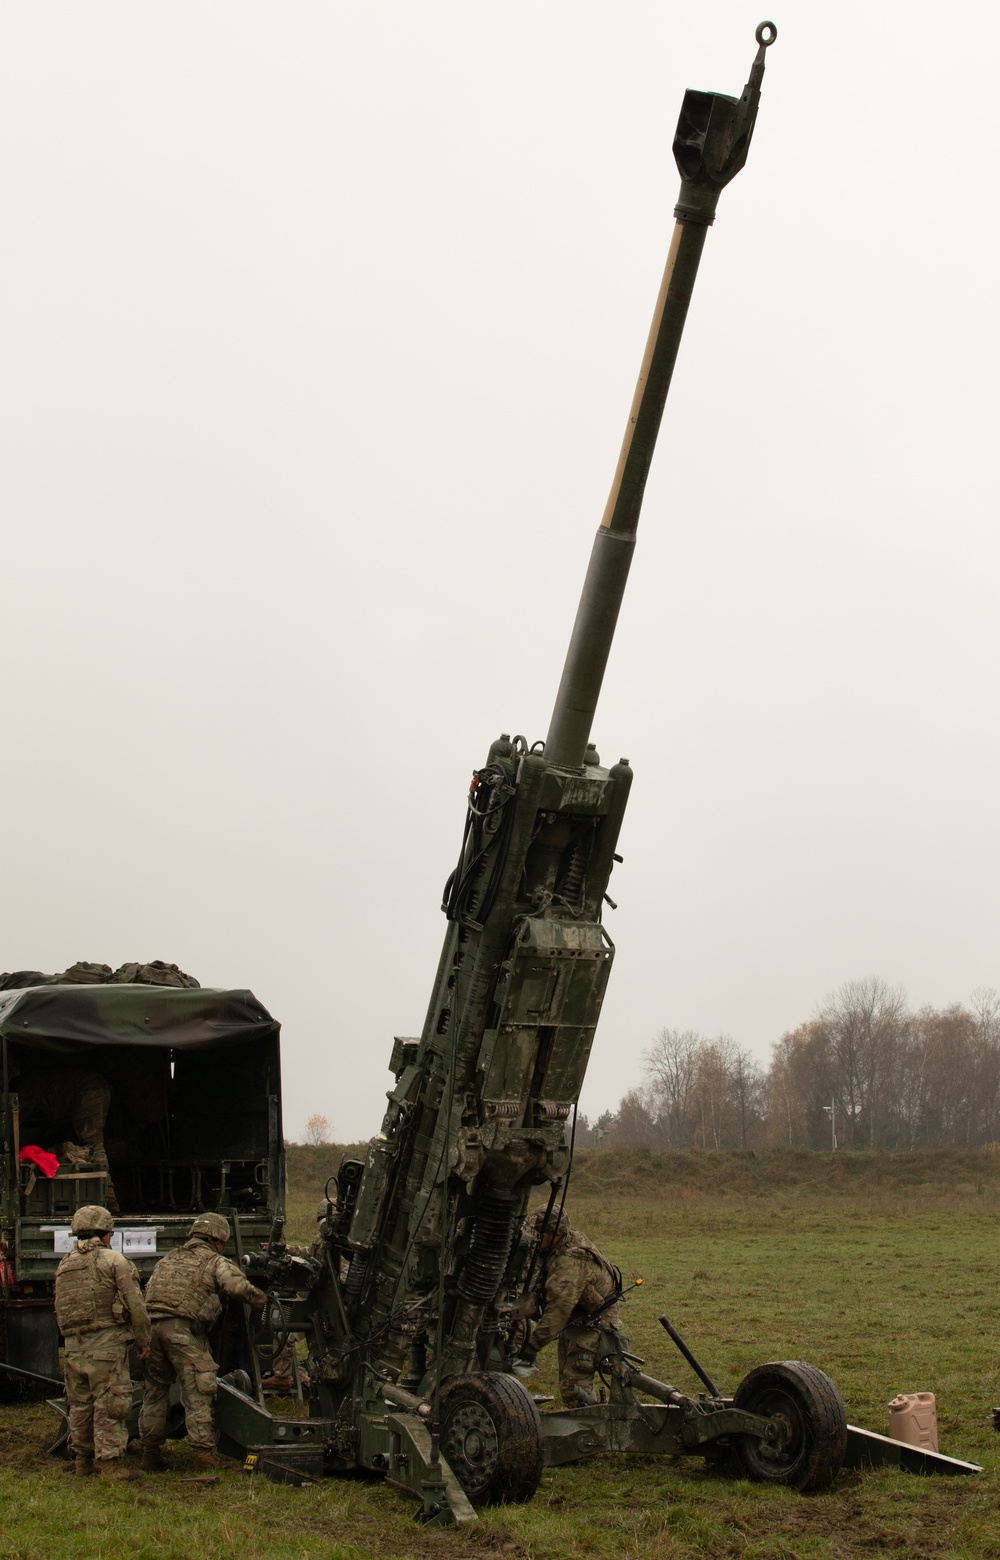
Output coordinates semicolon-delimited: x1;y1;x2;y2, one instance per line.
822;1100;837;1151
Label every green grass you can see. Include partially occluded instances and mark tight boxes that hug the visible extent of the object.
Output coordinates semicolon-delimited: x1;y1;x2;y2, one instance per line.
7;1156;1000;1558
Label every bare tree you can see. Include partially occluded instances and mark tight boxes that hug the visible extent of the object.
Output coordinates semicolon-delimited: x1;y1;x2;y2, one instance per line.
305;1113;331;1145
905;1005;975;1148
727;1041;765;1149
615;1088;659;1146
970;989;1000;1144
764;1033;794;1147
643;1030;765;1149
644;1029;701;1147
894;1011;931;1151
686;1036;765;1149
644;984;1000;1153
691;1039;738;1149
763;1027;822;1148
970;987;1000;1040
819;977;908;1149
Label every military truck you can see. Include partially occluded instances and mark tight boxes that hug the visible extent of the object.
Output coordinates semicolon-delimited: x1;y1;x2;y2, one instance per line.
0;978;282;1387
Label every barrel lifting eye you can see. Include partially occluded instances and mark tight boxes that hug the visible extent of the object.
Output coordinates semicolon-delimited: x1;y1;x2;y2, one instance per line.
755;20;777;46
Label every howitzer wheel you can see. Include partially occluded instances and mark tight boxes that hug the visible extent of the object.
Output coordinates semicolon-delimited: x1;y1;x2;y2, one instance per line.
438;1372;543;1506
733;1361;847;1491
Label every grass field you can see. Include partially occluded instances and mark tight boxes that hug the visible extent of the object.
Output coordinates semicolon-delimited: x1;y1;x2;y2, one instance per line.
3;1150;999;1560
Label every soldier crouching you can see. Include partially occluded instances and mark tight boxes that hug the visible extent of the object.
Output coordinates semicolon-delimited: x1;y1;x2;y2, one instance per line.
514;1207;626;1407
138;1212;266;1472
53;1204;150;1479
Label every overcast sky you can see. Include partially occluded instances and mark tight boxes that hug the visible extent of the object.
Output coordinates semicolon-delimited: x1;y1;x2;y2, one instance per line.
2;2;998;1141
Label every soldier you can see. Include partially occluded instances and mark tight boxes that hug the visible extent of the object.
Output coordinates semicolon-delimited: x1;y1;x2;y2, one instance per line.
53;1203;150;1479
137;1212;266;1472
513;1207;625;1407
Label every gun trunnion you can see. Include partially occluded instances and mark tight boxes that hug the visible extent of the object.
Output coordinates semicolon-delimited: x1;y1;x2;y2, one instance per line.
208;24;980;1521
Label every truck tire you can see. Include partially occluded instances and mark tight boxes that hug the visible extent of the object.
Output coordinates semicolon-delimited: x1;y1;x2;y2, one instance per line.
733;1360;847;1491
439;1371;543;1505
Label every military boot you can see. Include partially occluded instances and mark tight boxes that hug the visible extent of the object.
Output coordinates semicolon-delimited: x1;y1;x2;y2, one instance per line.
140;1443;170;1473
73;1454;95;1477
193;1444;241;1472
96;1457;142;1482
261;1372;294;1394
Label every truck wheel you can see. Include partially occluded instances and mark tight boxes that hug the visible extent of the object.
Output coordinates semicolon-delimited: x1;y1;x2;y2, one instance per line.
439;1371;543;1505
732;1360;847;1491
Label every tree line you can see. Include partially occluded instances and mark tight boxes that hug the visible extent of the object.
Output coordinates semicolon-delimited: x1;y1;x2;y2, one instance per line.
578;978;1000;1153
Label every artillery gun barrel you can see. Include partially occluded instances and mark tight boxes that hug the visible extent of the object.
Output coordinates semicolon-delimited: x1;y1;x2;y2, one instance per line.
545;22;776;770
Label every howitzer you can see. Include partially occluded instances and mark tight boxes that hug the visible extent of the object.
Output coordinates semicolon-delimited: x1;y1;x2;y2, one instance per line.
215;23;981;1517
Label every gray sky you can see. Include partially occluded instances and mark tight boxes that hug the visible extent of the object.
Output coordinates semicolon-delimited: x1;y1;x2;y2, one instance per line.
2;2;998;1141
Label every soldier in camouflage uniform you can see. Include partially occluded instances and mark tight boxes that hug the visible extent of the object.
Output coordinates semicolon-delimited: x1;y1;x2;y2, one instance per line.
53;1204;150;1479
137;1212;266;1472
513;1207;624;1407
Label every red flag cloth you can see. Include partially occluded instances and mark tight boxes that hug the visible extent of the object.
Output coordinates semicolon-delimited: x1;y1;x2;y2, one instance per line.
19;1146;60;1179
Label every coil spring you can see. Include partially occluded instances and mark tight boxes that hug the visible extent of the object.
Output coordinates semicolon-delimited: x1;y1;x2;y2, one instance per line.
344;1251;369;1298
557;833;589;905
457;1187;520;1304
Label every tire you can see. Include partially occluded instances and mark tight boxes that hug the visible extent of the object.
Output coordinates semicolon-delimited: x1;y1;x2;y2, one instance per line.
732;1360;847;1492
0;1306;60;1402
438;1371;544;1506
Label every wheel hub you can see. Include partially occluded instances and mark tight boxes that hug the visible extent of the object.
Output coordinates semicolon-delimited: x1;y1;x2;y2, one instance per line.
758;1407;795;1460
443;1403;499;1486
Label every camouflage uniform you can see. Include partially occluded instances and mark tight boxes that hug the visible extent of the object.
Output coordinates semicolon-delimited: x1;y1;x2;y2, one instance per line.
525;1213;623;1407
138;1220;265;1453
54;1215;150;1469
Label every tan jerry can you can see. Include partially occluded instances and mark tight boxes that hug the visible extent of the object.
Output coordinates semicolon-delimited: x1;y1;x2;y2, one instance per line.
888;1392;938;1452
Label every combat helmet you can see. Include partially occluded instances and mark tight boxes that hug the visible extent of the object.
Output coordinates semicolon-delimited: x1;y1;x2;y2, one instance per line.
71;1205;114;1236
189;1212;231;1243
529;1206;570;1244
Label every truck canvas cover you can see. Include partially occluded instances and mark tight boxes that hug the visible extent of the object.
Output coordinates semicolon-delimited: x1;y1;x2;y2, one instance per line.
0;985;278;1052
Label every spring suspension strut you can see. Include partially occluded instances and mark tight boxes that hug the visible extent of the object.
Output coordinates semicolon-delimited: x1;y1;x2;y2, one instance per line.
557;830;590;907
457;1186;520;1304
344;1251;369;1300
